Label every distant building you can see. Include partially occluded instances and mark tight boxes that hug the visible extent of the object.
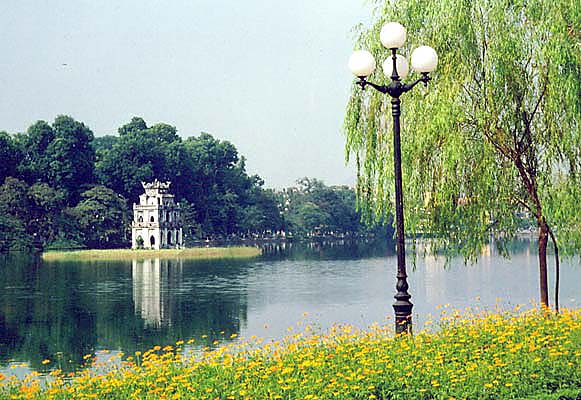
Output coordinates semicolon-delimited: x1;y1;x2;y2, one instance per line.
131;180;183;249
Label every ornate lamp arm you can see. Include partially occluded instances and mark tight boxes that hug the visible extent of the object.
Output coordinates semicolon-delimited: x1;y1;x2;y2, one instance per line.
355;77;388;94
402;73;431;93
356;73;432;98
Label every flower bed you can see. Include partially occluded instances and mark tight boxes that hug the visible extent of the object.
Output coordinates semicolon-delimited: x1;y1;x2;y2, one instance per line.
2;307;580;399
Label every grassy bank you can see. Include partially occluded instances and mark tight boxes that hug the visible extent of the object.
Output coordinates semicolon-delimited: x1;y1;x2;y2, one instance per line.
1;307;580;399
42;246;261;262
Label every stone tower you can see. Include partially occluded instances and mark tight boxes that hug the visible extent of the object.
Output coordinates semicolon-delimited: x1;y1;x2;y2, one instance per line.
131;180;183;249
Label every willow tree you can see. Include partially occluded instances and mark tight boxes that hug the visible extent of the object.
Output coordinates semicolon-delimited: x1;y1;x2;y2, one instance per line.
345;0;581;309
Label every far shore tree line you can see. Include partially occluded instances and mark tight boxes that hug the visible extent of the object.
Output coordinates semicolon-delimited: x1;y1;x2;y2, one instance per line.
0;116;391;252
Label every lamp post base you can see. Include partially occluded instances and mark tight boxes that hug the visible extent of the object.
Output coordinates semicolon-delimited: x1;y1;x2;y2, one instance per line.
393;299;413;335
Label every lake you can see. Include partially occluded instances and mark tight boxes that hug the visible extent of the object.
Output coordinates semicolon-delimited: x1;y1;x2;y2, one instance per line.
0;238;579;377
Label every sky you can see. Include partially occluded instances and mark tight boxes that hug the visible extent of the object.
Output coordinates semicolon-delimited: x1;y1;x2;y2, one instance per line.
0;0;371;189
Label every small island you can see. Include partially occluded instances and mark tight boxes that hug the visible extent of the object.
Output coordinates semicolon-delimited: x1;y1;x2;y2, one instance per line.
42;246;260;261
42;181;261;262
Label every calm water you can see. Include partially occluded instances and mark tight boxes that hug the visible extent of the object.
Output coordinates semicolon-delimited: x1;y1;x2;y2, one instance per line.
0;239;579;376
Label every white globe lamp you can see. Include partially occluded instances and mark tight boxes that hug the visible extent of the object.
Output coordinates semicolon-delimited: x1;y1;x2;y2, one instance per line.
382;54;409;78
380;22;407;49
411;46;438;73
348;50;377;77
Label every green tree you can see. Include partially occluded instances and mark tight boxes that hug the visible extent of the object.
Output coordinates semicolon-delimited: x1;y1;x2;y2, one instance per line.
163;140;196;202
48;116;95;199
95;120;174;202
16;121;55;183
17;116;95;202
92;135;118;162
183;133;245;237
280;178;377;237
0;215;33;252
0;178;71;248
96;118;192;203
148;123;180;144
0;131;22;184
238;185;283;235
118;116;147;136
294;202;330;235
0;177;31;222
69;186;129;249
345;0;581;308
179;199;203;242
27;183;67;246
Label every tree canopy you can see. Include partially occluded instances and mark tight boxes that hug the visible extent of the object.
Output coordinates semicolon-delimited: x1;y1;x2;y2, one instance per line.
17;116;95;202
345;0;581;308
0;116;381;251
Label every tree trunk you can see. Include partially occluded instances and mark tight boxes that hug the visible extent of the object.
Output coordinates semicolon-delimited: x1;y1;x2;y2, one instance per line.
513;157;550;309
538;219;549;308
548;226;560;313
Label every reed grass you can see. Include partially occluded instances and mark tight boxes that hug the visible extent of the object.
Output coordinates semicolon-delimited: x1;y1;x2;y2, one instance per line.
42;246;261;262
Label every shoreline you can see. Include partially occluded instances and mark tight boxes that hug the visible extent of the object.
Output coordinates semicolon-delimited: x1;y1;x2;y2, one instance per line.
42;246;261;262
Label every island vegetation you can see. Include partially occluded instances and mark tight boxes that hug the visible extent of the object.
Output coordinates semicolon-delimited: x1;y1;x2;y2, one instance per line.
41;246;261;262
0;117;390;255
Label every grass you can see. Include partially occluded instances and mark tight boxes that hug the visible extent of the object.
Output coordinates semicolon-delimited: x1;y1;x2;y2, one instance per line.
1;306;580;399
41;246;261;262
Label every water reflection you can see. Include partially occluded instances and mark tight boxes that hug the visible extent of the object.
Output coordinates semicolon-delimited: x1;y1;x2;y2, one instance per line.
0;256;97;373
132;258;183;328
0;256;250;374
0;239;579;376
260;238;394;260
411;238;554;315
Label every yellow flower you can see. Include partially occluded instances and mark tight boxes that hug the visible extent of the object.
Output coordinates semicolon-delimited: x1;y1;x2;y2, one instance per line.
41;359;50;365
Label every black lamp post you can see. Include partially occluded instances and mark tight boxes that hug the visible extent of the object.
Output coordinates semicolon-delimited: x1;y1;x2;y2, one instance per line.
348;22;438;334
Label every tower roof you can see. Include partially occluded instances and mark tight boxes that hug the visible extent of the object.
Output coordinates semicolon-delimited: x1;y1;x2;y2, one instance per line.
142;179;171;194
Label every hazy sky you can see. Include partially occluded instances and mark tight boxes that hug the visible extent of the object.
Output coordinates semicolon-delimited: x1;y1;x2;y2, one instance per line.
0;1;371;188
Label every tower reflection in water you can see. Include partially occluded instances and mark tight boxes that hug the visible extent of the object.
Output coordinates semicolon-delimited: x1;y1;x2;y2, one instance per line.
132;258;183;328
129;257;248;345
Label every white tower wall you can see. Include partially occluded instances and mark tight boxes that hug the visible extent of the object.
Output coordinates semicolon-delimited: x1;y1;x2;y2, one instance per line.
131;180;184;249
